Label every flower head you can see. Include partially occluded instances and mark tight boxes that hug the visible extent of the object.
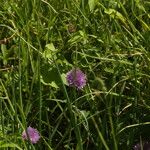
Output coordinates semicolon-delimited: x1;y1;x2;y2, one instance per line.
22;126;40;144
133;141;150;150
66;68;87;89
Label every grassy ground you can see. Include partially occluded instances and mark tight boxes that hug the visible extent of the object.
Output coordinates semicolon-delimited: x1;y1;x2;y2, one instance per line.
0;0;150;149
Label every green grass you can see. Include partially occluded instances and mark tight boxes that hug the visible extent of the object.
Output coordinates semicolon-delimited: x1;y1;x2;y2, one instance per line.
0;0;150;149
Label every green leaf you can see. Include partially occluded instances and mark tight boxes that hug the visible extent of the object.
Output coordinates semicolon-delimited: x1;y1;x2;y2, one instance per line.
88;0;97;12
138;18;150;31
43;43;57;59
1;44;8;65
104;8;127;25
61;73;67;85
45;43;56;52
43;80;59;88
104;67;114;74
0;141;22;150
68;35;82;45
40;63;67;88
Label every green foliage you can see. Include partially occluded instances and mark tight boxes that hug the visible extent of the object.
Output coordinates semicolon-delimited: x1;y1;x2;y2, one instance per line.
0;0;150;149
88;0;97;12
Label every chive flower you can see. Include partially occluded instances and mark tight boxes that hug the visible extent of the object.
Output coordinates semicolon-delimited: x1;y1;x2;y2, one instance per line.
66;68;87;89
22;126;40;144
133;141;150;150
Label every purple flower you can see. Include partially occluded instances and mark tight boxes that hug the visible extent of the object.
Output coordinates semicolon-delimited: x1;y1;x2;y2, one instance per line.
133;143;141;150
66;68;87;89
22;126;40;144
133;141;150;150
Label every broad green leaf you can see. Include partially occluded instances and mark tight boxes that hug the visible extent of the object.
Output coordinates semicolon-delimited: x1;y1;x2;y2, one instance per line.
104;8;127;26
79;30;85;37
40;63;67;88
43;49;52;59
43;43;57;59
88;0;97;12
45;43;56;52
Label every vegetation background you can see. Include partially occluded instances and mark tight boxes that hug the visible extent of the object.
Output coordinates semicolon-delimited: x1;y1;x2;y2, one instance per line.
0;0;150;149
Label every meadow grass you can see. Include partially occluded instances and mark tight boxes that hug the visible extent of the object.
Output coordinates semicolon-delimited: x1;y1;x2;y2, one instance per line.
0;0;150;149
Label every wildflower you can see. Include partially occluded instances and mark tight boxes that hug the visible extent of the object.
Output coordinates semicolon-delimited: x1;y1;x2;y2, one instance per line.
133;141;150;150
66;68;87;89
22;126;40;144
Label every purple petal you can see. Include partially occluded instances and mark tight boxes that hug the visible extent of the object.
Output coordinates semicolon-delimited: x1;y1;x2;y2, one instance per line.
22;126;40;144
66;68;87;89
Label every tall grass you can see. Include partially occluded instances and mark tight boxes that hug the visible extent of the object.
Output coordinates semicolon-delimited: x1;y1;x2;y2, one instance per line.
0;0;150;149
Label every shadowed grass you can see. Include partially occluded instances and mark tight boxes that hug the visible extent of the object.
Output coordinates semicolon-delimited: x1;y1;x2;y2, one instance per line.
0;0;150;149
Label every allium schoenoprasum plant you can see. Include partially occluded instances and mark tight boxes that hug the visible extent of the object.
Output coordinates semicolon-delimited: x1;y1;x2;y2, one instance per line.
22;126;40;144
0;0;150;149
66;68;87;90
